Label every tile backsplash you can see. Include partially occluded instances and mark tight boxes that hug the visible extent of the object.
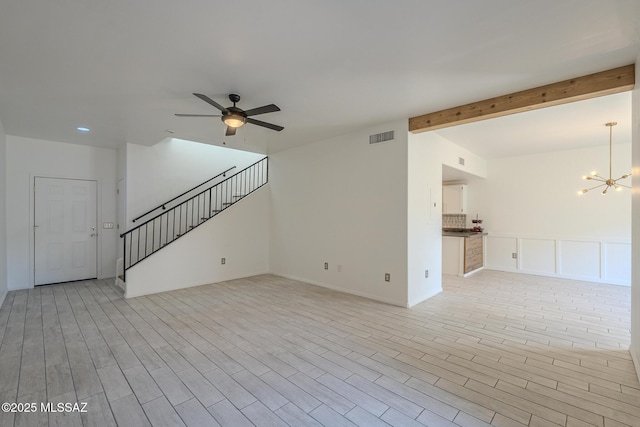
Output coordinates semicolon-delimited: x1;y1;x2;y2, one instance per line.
443;214;466;228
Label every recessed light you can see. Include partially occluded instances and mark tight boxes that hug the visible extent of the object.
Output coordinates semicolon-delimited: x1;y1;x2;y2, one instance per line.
76;127;90;132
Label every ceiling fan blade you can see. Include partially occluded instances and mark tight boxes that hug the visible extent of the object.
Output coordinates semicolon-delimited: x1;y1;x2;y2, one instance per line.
193;93;229;113
243;104;281;117
225;126;237;136
174;114;221;117
246;117;284;132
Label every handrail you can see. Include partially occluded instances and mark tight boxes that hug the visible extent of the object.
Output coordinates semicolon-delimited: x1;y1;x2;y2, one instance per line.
119;157;268;282
131;165;236;223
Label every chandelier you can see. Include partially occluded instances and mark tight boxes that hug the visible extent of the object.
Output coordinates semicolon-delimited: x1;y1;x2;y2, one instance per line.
578;122;631;196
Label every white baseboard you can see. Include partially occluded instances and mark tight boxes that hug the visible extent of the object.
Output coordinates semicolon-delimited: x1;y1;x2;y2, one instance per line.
8;283;31;291
273;272;407;307
407;287;442;308
483;266;630;287
463;266;484;278
0;289;7;308
124;269;271;298
631;345;640;384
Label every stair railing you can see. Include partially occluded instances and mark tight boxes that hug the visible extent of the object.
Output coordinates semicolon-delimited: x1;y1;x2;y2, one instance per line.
120;157;268;281
132;165;236;223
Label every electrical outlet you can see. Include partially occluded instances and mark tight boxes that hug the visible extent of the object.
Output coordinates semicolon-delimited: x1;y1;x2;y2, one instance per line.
385;273;390;282
512;253;517;259
324;262;328;270
221;257;226;265
425;269;429;278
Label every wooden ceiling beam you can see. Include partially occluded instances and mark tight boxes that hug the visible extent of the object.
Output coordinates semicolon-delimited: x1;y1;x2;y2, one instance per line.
409;64;635;133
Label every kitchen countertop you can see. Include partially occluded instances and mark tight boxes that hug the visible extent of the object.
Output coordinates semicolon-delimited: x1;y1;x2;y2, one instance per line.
442;230;487;238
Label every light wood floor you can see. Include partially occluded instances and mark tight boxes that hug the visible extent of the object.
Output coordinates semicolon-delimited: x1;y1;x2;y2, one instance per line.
0;270;638;427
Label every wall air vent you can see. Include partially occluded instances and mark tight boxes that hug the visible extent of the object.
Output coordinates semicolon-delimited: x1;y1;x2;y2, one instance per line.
458;157;465;166
369;130;395;144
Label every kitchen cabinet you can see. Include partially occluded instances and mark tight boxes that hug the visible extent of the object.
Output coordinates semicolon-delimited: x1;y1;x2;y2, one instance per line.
464;235;483;273
442;233;484;276
442;236;462;275
442;184;467;214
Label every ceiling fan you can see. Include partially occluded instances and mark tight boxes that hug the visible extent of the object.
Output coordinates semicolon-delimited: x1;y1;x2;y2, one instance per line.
175;93;284;136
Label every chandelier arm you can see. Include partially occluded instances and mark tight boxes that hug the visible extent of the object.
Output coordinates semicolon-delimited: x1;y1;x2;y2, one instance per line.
588;177;607;183
584;183;608;192
615;183;632;189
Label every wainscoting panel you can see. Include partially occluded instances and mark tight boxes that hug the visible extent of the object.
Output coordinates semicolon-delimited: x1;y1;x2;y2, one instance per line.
485;236;517;270
484;234;630;286
520;238;556;275
603;242;632;284
559;240;601;279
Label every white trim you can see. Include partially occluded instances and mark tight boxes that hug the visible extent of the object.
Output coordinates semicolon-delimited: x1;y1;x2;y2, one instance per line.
482;232;631;245
273;273;407;307
483;267;630;287
463;266;484;278
485;233;631;286
407;286;442;308
124;269;271;298
632;345;640;386
0;290;6;308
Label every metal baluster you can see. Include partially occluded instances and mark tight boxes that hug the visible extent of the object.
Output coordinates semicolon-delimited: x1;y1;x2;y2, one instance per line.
144;223;149;258
123;233;127;281
136;228;140;263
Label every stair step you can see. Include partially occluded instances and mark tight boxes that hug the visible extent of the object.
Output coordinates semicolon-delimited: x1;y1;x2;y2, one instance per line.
212;210;221;214
201;217;209;220
233;195;244;198
188;226;194;229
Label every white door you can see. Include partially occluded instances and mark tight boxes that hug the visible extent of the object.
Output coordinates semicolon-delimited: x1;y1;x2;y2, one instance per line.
34;177;98;285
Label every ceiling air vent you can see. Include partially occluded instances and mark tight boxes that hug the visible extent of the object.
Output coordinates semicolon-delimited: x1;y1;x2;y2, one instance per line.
369;130;395;144
458;157;465;166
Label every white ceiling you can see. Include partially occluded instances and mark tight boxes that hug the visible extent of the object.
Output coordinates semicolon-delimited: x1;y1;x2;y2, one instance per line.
439;89;632;181
0;1;638;155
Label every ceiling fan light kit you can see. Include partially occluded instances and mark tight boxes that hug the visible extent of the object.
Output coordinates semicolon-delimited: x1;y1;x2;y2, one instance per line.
176;93;283;137
223;114;246;128
578;122;631;196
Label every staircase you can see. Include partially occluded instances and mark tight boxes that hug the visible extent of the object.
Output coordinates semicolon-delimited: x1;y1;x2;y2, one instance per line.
120;157;268;282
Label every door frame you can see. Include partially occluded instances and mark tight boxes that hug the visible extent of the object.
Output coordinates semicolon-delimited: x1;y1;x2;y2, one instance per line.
30;173;103;287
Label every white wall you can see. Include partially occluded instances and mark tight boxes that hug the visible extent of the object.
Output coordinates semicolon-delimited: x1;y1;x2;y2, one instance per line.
5;136;117;289
407;135;442;306
121;138;269;297
0;119;7;305
631;55;640;380
407;132;487;306
125;186;270;297
125;138;264;228
469;144;632;285
270;121;409;306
